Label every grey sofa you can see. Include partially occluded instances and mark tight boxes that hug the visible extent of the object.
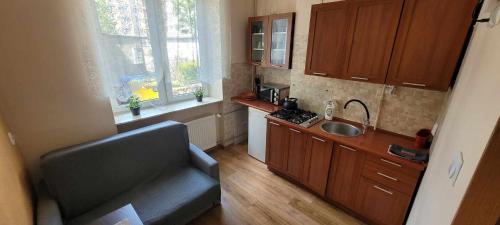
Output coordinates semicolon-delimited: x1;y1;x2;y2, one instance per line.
37;121;220;225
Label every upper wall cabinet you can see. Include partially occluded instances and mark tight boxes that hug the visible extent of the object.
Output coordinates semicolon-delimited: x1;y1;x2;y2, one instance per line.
305;2;350;78
249;16;269;66
248;13;295;69
305;0;403;82
386;0;477;91
305;0;477;91
344;0;404;83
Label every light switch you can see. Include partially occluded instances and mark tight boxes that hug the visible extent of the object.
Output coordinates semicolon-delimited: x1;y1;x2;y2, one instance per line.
448;151;463;186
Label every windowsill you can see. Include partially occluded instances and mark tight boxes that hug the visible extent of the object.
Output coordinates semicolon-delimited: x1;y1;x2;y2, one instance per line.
113;97;223;125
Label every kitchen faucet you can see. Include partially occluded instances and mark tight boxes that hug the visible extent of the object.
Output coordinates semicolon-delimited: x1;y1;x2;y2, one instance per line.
344;99;370;134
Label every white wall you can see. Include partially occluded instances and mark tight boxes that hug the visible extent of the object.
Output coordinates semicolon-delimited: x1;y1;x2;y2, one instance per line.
0;0;117;179
407;5;500;225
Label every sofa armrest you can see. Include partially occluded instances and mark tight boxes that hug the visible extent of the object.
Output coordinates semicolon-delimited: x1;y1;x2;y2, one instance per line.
37;182;64;225
189;143;219;180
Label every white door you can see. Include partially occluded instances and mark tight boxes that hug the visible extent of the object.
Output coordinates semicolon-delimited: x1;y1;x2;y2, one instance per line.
248;107;269;162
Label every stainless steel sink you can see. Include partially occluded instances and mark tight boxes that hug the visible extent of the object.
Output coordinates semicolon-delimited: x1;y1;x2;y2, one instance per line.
320;121;362;137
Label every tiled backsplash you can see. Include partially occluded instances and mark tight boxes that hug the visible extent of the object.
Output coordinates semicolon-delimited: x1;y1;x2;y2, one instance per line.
259;34;447;137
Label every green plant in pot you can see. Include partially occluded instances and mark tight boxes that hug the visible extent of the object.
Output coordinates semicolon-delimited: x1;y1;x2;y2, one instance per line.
193;88;204;102
128;95;141;116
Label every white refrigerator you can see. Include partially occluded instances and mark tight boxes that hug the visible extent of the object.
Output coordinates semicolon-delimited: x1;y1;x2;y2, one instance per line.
248;107;268;162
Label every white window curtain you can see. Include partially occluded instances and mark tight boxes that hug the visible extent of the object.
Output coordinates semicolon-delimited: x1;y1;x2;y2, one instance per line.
77;0;229;111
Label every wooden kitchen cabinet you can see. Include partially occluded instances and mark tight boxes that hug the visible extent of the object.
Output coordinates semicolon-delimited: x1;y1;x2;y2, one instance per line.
305;0;403;82
266;121;289;172
248;16;269;66
303;135;334;196
355;177;412;225
305;1;350;78
305;0;477;91
386;0;477;90
285;127;309;180
326;144;365;210
265;118;424;225
344;0;404;83
248;13;295;69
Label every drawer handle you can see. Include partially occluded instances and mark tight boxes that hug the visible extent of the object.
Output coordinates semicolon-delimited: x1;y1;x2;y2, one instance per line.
377;172;399;181
403;82;426;87
312;136;326;142
380;158;402;168
351;76;369;81
339;144;357;152
373;185;393;195
289;128;301;133
269;122;280;126
313;72;328;76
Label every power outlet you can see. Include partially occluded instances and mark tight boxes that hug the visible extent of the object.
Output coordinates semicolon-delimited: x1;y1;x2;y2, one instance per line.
7;132;16;146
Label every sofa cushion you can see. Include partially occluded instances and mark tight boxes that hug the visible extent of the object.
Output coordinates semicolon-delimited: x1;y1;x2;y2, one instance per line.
40;121;191;219
67;166;221;225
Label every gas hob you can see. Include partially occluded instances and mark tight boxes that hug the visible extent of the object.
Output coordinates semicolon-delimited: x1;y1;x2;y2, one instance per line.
270;109;321;128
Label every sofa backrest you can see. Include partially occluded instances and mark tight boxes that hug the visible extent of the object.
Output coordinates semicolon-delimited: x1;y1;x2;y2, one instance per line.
40;121;190;219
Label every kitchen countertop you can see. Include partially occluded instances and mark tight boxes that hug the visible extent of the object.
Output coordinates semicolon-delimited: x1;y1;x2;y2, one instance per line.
266;115;427;171
231;96;281;113
232;95;427;171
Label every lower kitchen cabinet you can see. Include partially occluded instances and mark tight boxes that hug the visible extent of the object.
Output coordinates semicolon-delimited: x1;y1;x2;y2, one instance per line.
266;121;289;171
265;119;422;225
303;135;334;196
355;177;412;225
285;127;309;180
326;144;365;210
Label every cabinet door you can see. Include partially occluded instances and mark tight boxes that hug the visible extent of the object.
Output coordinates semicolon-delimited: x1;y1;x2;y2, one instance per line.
355;177;411;225
303;136;334;195
345;0;404;83
265;121;288;172
248;16;269;66
326;144;365;209
386;0;477;91
285;127;308;181
305;1;350;78
268;13;295;69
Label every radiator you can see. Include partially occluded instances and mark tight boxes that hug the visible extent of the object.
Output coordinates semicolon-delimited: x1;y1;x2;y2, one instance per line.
185;115;217;151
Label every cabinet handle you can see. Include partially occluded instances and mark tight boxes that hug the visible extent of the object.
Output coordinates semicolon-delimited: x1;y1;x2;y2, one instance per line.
289;128;302;133
313;72;328;76
377;172;399;181
269;122;280;126
373;185;393;195
380;158;402;168
403;82;426;87
271;64;283;68
339;144;357;152
312;136;326;142
351;76;369;81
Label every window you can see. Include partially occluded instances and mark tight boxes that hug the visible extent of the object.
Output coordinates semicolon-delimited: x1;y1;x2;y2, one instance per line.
94;0;204;108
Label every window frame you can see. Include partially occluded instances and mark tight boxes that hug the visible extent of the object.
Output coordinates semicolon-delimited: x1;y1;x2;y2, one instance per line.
93;0;203;112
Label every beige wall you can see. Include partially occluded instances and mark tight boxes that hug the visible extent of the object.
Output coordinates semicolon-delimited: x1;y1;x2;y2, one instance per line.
221;0;255;146
255;0;446;137
0;113;33;225
0;1;117;179
407;12;500;225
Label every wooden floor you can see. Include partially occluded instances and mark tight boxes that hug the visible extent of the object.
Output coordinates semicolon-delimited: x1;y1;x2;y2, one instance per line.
189;144;364;225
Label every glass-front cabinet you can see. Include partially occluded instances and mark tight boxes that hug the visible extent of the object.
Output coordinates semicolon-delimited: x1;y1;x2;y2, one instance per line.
269;14;293;68
249;17;268;65
248;13;295;69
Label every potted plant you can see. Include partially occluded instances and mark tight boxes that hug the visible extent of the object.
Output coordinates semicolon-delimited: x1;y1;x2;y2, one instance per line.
193;88;204;102
128;95;141;116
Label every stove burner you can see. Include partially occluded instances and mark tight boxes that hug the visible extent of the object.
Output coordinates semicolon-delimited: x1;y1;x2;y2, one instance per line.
270;109;321;128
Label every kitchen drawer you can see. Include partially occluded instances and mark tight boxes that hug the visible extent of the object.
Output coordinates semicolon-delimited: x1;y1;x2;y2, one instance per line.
362;161;417;195
366;154;421;178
